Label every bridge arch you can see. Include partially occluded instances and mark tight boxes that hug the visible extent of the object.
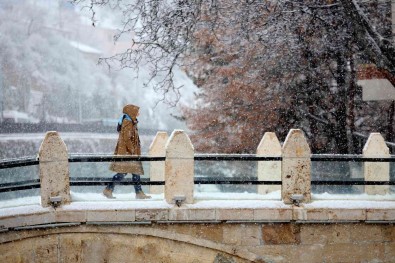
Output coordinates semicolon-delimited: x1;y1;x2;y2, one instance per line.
0;225;266;263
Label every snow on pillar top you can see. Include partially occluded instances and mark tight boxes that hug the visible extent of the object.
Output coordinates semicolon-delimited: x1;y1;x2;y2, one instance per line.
165;130;194;158
282;129;311;157
363;133;389;156
39;131;68;161
149;131;169;156
257;132;281;156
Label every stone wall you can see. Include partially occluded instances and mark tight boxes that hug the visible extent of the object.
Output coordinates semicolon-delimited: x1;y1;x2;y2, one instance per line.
0;223;394;263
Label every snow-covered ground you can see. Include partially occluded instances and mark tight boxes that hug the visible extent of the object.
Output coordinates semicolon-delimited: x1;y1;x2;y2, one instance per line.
1;191;395;211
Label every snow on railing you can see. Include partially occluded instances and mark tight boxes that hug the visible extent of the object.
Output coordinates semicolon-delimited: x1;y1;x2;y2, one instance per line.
0;129;394;208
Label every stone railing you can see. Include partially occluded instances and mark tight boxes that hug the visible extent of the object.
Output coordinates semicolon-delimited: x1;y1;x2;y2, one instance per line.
1;129;395;263
37;129;393;208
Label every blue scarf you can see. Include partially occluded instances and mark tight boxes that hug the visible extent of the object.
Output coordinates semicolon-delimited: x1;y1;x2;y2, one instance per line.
118;114;136;125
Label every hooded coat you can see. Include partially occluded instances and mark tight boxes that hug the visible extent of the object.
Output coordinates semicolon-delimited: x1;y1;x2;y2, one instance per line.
109;104;144;175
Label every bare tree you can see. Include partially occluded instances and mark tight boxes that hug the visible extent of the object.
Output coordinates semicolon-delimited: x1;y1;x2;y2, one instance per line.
74;0;394;153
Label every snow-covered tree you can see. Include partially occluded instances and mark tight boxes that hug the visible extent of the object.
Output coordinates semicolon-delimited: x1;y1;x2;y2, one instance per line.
73;0;394;153
75;0;395;153
184;0;394;153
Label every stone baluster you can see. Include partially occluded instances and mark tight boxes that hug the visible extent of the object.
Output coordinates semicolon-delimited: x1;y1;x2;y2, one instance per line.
165;130;194;205
38;131;71;208
149;132;168;195
256;132;282;195
281;129;311;204
363;133;390;195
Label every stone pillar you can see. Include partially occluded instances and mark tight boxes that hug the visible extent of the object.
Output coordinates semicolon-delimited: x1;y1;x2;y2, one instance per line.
256;132;281;195
363;133;390;195
149;132;168;194
38;131;71;208
281;129;311;204
165;130;194;205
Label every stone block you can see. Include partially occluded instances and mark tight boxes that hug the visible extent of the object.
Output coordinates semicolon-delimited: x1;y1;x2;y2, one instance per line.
80;237;111;262
281;129;311;204
240;224;262;246
87;210;117;222
300;224;351;245
115;210;136;221
168;208;216;221
194;224;223;243
289;244;326;263
222;224;243;245
367;209;395;221
59;234;82;263
35;242;58;263
382;225;395;242
350;224;383;243
253;209;292;221
0;212;55;228
165;130;194;204
86;210;136;222
384;242;395;261
262;223;300;245
305;209;329;221
136;209;168;221
322;243;385;262
248;245;292;262
256;132;282;195
190;209;216;221
168;208;190;220
328;209;366;221
149;132;168;194
216;209;254;221
163;224;223;243
363;133;390;195
56;210;86;223
324;224;352;244
39;131;71;207
300;224;327;245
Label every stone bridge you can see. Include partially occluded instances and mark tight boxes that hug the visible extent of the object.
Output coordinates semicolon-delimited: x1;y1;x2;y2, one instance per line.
0;129;394;262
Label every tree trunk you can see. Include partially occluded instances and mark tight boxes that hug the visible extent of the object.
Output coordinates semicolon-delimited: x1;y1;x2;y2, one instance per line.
334;52;349;154
347;55;357;153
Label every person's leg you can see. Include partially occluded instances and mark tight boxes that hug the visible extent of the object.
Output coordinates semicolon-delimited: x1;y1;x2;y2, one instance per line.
103;173;126;198
132;174;142;193
108;173;127;191
132;174;151;199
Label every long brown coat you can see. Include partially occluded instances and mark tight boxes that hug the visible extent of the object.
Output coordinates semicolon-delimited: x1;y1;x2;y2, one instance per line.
109;104;144;175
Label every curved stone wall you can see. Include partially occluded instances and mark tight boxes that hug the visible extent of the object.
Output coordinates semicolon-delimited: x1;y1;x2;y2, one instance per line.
0;225;257;263
1;223;394;263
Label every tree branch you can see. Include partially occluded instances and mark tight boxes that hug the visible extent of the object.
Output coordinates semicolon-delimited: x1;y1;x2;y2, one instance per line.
341;0;395;75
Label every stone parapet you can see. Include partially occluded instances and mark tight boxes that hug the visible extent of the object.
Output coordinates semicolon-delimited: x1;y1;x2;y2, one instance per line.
1;201;395;230
29;129;393;209
1;200;394;262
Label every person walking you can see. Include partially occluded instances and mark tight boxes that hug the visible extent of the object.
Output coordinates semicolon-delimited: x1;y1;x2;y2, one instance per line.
103;104;151;199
